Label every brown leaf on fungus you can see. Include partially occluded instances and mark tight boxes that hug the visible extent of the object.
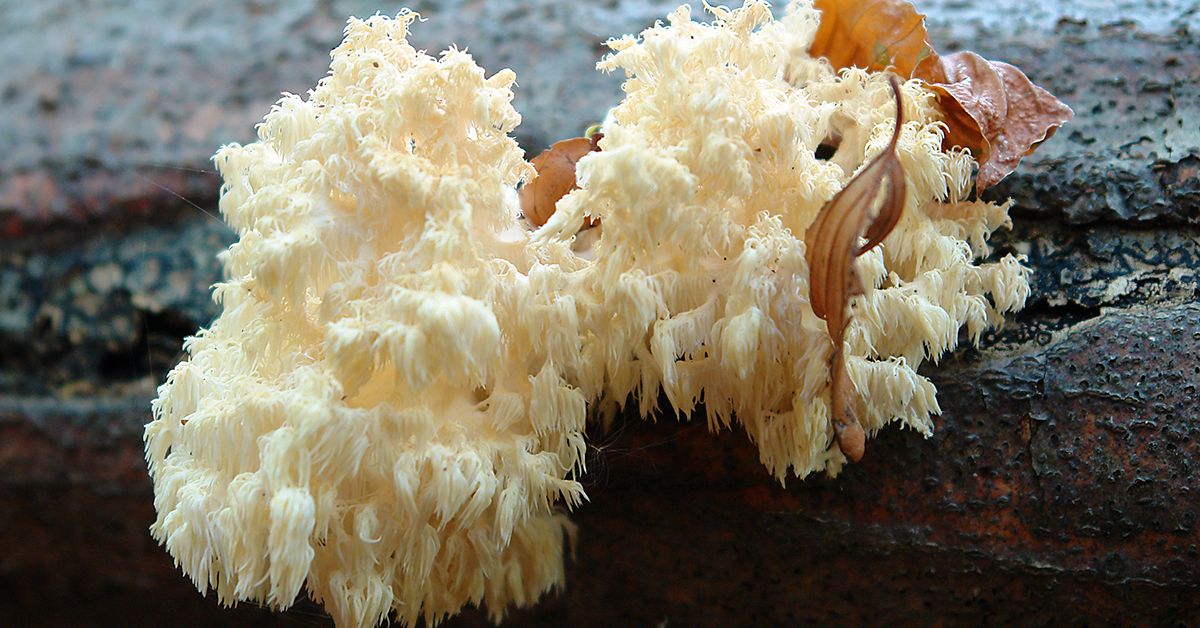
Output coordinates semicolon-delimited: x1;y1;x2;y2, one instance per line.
920;52;1075;189
810;0;1073;191
805;75;907;462
519;132;602;227
810;0;938;77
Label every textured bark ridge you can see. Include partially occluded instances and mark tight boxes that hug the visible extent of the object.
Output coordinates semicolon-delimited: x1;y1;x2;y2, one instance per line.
1;2;1197;626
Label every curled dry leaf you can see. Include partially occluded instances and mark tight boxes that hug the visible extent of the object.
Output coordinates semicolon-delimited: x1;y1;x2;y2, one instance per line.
519;132;602;227
922;52;1075;189
810;0;1073;190
805;75;906;462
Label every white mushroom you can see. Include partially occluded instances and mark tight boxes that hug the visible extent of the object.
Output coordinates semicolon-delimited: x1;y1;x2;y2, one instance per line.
145;3;1030;627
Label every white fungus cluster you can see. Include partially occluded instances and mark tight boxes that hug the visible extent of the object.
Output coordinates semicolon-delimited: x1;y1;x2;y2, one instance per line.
146;2;1030;627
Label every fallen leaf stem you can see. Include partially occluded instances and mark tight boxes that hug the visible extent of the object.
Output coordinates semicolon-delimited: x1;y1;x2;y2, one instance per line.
805;74;906;462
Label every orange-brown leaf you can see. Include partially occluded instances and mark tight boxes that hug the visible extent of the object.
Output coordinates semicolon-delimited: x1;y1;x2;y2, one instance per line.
519;133;602;227
810;0;1073;191
810;0;938;77
805;75;907;462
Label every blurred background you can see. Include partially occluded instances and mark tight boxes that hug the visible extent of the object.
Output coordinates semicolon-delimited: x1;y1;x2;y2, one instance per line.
2;0;1199;626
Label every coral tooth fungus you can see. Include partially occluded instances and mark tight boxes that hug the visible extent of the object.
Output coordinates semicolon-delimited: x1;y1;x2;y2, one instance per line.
145;2;1045;626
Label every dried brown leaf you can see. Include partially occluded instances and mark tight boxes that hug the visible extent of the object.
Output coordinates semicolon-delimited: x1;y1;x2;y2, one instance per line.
919;52;1075;190
805;75;907;462
810;0;1073;191
519;133;602;227
810;0;938;78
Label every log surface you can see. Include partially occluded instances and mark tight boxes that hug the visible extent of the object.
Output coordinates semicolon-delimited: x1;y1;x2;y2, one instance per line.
1;1;1197;626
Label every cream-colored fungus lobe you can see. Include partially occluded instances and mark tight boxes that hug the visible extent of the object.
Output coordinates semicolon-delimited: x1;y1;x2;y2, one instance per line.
145;3;1030;626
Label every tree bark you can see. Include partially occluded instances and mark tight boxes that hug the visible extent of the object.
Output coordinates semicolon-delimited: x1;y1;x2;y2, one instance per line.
1;1;1196;626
